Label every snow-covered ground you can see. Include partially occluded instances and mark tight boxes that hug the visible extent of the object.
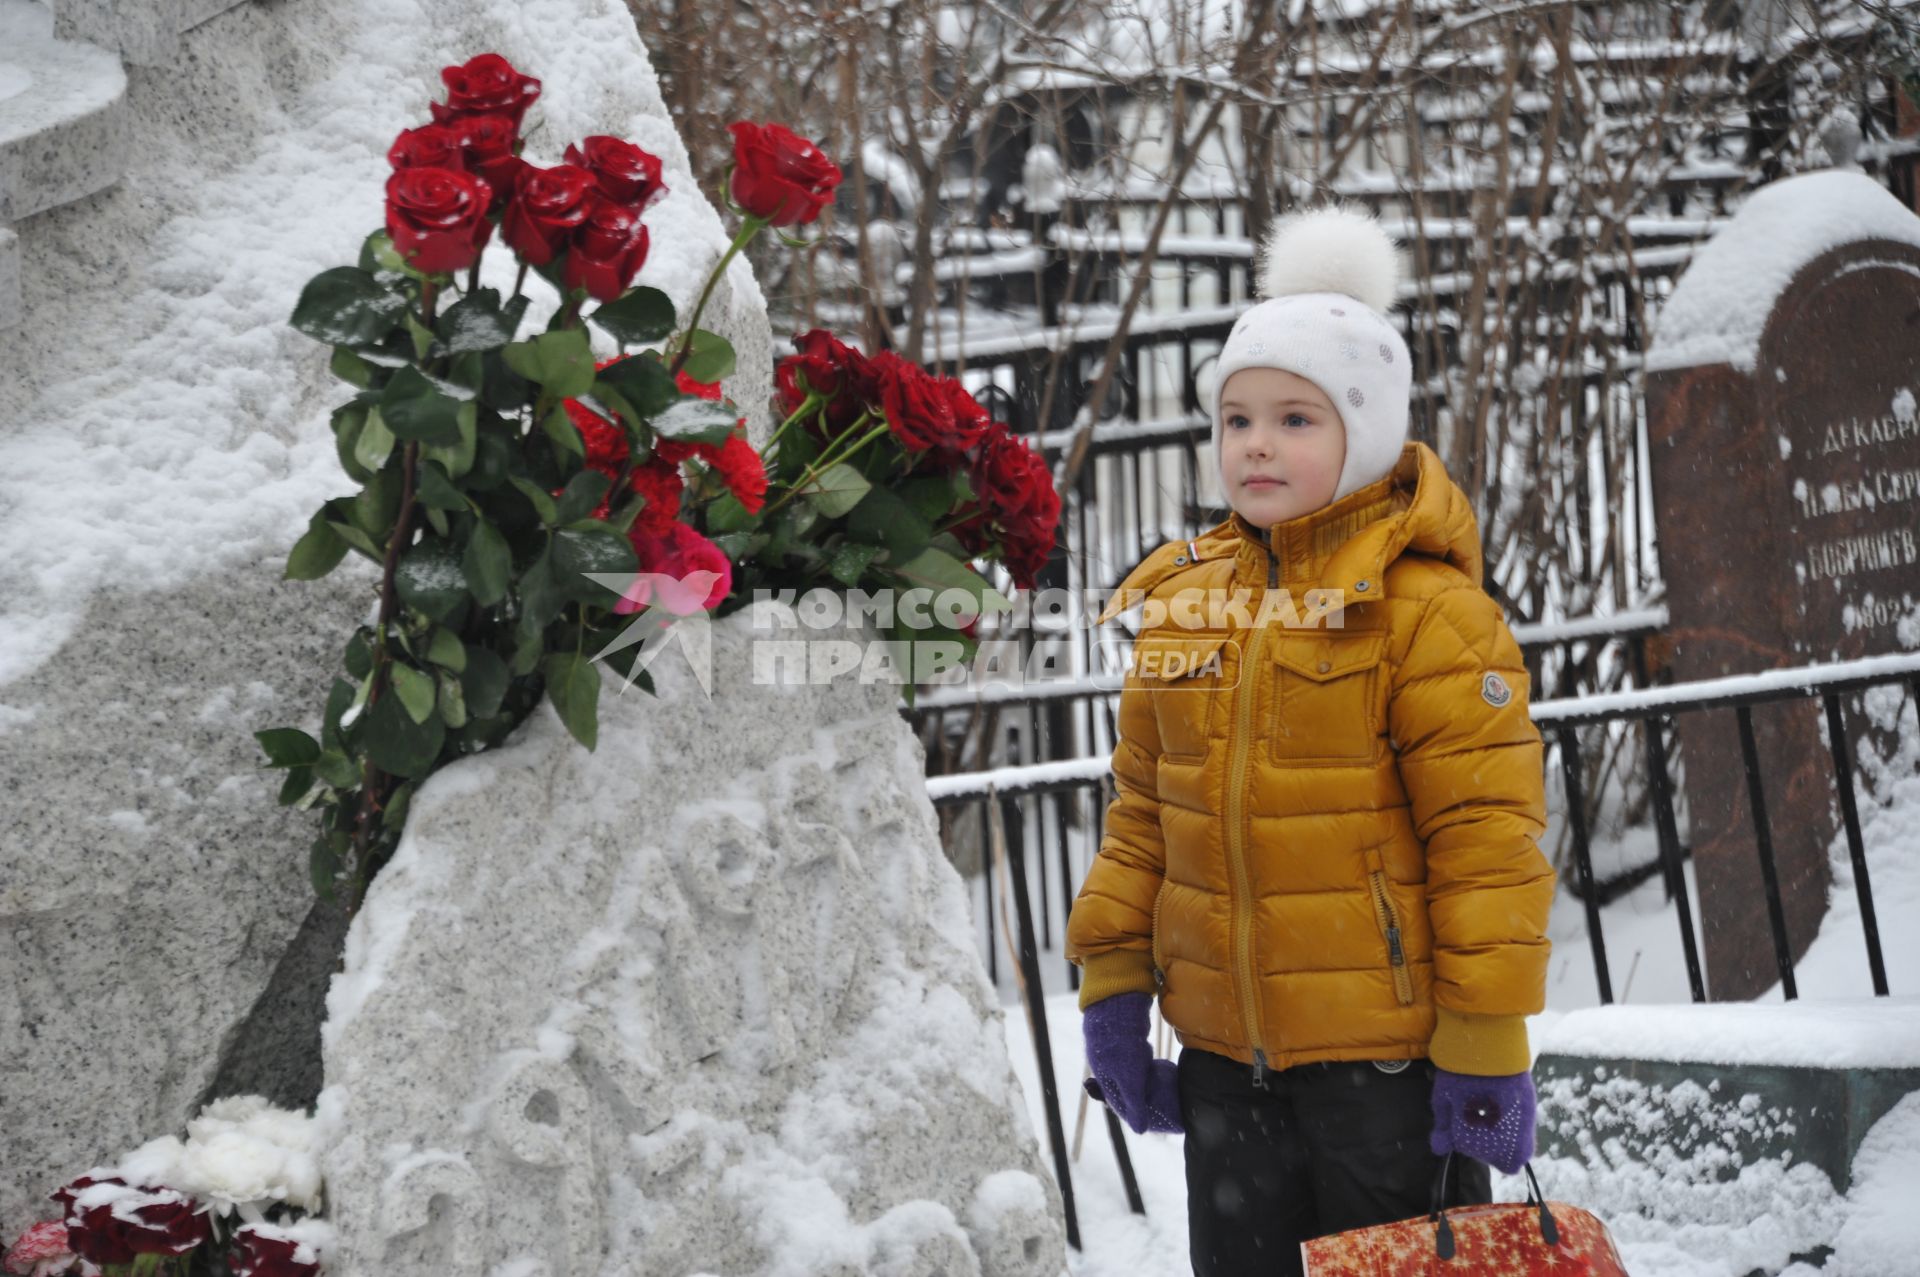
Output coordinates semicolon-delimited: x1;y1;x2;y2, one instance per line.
983;680;1920;1274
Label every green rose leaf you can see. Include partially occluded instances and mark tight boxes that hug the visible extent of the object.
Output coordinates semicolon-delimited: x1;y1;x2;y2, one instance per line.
380;365;466;445
541;404;585;462
421;400;479;478
553;525;640;606
551;469;613;529
543;651;601;750
652;397;740;442
322;674;356;750
462;647;510;719
313;748;361;790
590;286;676;345
425;627;467;672
503;328;595;399
704;492;758;534
437;287;516;354
365;687;445;778
462;518;512;606
344;630;374;681
395;538;469;622
389;663;436;725
826;541;884;587
353;406;397;473
847;486;929;562
511;476;560;526
679;328;737;383
803;462;871;520
435;669;469;729
277;766;315;806
285;512;349;581
516;544;566;644
291;266;407;346
255;727;321;768
310;834;342;901
900;474;958;524
892;546;1014;616
330;346;373;388
595;354;677;420
413;458;467;511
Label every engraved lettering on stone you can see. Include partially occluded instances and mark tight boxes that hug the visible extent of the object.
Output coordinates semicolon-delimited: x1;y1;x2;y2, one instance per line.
377;1153;486;1277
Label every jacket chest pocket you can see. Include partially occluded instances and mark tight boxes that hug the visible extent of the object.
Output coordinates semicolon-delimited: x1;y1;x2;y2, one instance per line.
1269;632;1386;765
1135;631;1234;761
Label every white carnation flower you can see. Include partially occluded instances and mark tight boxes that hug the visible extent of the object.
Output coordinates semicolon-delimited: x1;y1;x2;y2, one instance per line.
176;1129;291;1216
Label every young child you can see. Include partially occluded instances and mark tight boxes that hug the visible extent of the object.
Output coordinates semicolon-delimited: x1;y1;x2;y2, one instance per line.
1065;207;1556;1276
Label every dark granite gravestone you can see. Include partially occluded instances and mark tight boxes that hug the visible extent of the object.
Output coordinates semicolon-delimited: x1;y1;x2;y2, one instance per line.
1645;170;1920;1000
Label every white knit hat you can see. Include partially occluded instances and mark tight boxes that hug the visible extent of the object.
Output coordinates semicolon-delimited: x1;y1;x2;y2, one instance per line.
1210;207;1412;504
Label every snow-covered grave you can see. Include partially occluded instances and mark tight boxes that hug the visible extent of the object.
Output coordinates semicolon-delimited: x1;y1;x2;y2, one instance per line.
0;0;774;1241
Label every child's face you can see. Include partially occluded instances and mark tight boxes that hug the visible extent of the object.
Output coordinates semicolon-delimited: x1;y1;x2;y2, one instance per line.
1218;367;1347;525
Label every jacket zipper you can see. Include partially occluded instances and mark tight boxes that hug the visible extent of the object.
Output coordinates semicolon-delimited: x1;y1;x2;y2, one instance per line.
1229;548;1280;1088
1151;884;1167;982
1368;867;1416;1005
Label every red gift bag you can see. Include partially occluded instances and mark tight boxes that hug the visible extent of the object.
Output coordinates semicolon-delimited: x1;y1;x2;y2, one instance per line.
1301;1161;1629;1276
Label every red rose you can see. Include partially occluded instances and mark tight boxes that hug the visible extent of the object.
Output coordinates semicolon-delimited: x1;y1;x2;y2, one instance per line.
387;123;466;171
936;377;993;451
871;351;959;452
385;166;493;275
432;53;542;129
502;164;596;267
230;1225;321;1277
564;136;667;208
726;121;842;227
564;199;650;302
777;329;874;430
618;522;733;616
453;113;527;198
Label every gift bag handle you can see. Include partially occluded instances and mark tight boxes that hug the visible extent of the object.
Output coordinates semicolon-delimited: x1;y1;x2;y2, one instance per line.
1428;1155;1560;1259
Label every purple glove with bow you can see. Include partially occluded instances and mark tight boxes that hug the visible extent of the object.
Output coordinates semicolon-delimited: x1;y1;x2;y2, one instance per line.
1430;1068;1536;1174
1082;992;1183;1135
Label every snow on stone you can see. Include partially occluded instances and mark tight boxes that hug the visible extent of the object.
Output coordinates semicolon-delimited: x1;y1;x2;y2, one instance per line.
1646;170;1920;373
1537;998;1920;1069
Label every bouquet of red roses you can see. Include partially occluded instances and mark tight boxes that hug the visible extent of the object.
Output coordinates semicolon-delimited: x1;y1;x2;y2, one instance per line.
262;52;1060;910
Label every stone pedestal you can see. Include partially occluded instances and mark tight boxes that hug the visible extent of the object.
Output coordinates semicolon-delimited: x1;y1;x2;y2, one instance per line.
318;607;1065;1276
1645;171;1920;999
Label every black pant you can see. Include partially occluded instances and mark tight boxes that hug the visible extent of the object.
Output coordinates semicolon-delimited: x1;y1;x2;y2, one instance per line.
1178;1047;1491;1277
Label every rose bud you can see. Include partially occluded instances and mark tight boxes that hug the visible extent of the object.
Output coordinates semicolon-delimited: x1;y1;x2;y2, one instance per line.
725;121;842;227
563;136;667;208
387;123;466;171
431;52;541;129
501;163;596;267
564;199;651;302
453;113;527;199
384;166;493;275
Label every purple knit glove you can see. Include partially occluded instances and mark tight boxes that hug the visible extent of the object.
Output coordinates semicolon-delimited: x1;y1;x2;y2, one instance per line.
1082;992;1183;1135
1430;1068;1536;1174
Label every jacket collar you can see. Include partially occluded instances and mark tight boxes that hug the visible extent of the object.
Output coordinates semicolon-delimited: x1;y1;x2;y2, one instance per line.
1209;441;1480;600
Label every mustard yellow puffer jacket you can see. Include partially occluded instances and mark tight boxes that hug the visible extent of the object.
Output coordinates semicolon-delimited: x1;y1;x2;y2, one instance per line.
1065;441;1555;1078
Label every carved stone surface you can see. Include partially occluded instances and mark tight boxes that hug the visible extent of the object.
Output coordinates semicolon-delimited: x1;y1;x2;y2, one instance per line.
319;606;1065;1276
1645;170;1920;998
0;0;772;1227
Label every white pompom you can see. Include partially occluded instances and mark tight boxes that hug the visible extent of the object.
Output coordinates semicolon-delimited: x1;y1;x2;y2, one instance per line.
1256;206;1402;310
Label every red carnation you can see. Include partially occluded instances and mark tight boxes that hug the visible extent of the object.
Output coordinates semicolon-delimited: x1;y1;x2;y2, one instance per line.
627;460;685;534
230;1224;321;1277
432;53;541;129
54;1176;209;1265
387;123;466;172
726;121;842;227
453;113;527;198
676;372;723;400
565;400;628;470
4;1220;78;1277
501;164;596;267
564;199;650;302
619;522;733;616
385;166;493;275
709;430;768;514
564;136;667;208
